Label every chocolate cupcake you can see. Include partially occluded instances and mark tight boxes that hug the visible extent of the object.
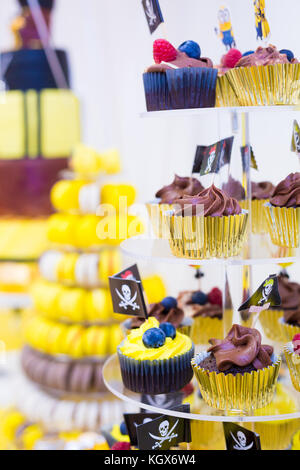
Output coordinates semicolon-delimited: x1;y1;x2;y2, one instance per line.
265;173;300;247
122;295;192;337
272;273;300;341
164;184;248;259
143;39;217;111
147;174;203;238
192;324;281;411
177;288;232;344
225;45;300;106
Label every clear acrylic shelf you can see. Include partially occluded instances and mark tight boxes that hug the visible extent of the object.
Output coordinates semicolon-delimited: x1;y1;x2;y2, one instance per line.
140;105;300;119
120;235;300;267
103;354;300;423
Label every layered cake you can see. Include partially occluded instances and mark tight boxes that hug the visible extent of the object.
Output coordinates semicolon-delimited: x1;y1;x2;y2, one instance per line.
0;0;80;218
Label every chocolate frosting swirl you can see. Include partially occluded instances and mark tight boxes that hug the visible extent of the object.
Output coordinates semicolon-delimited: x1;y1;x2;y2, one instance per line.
251;181;274;200
177;291;222;319
130;302;184;329
173;184;242;217
222;175;245;201
155;174;203;204
146;51;213;73
277;273;300;311
235;45;289;68
270;173;300;208
208;324;273;372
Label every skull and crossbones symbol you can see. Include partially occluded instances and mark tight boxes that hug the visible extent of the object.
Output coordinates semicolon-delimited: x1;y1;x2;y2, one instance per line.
115;284;140;311
149;419;178;449
231;431;253;450
145;0;157;26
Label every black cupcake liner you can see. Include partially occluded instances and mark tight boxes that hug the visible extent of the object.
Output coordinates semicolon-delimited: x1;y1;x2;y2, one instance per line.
117;345;194;395
143;67;217;111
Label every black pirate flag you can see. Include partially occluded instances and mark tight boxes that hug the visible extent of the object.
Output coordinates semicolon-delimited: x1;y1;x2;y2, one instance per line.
223;423;261;451
109;265;147;318
291;120;300;157
199;137;234;176
241;145;258;171
141;0;164;34
136;405;191;450
124;412;162;447
238;274;281;314
192;145;206;173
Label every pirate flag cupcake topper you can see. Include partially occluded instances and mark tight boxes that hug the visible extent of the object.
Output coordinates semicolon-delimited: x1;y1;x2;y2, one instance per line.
192;137;234;177
109;264;148;318
141;0;164;34
238;274;281;327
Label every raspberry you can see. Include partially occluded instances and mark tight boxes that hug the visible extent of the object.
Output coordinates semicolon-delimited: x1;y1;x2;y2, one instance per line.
111;442;131;450
181;382;194;397
222;48;242;68
153;39;177;64
208;287;222;307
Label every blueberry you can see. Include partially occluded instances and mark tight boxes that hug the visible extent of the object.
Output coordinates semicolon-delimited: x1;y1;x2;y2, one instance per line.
178;40;201;60
280;49;294;62
159;322;176;339
161;296;177;311
142;328;166;348
120;422;128;435
242;50;254;57
191;291;207;305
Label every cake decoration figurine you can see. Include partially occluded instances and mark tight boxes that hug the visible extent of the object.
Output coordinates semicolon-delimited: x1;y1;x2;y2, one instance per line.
215;5;236;50
11;0;54;50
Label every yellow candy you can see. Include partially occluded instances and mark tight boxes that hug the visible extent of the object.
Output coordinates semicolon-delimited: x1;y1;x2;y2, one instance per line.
99;148;121;175
21;424;43;450
2;411;25;441
57;253;78;283
85;289;111;322
75;215;102;248
98;249;121;280
143;275;167;304
101;183;136;211
47;214;79;246
51;180;86;212
109;325;123;354
71;144;103;175
63;325;84;357
58;288;86;322
84;326;108;357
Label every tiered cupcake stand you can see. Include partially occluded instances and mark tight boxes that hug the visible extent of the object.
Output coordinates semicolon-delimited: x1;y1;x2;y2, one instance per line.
103;105;300;450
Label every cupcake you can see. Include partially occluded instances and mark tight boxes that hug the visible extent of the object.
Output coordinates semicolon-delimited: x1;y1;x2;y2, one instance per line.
177;287;232;344
222;177;274;233
143;39;217;111
191;324;281;411
262;272;300;342
122;295;192;337
147;174;203;238
117;317;194;394
225;45;300;106
284;334;300;392
245;383;300;450
164;184;248;259
265;172;300;248
215;49;242;107
250;181;275;233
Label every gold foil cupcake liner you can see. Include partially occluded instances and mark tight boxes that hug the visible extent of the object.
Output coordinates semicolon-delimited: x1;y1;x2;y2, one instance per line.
264;203;300;248
215;74;240;107
259;309;286;343
163;211;248;260
146;202;172;239
284;343;300;392
226;63;300;106
191;309;233;345
191;351;281;412
240;199;269;234
279;317;300;342
244;418;300;450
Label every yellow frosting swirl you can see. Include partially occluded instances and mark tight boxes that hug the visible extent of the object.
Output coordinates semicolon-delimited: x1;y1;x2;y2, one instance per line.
119;317;192;360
